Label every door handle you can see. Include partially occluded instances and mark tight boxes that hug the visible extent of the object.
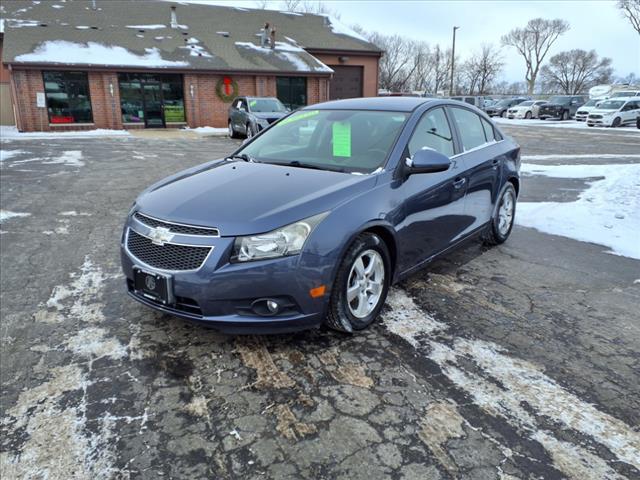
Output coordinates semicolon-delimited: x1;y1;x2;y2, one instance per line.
453;177;467;189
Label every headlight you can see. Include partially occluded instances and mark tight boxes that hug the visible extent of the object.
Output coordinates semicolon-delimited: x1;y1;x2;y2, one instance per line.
231;212;328;262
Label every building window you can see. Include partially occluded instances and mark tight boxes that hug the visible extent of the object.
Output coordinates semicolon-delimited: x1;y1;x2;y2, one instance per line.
43;71;93;124
277;77;307;110
118;73;185;127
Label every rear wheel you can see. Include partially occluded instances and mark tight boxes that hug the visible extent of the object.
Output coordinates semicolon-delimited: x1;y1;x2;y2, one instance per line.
228;121;239;139
612;117;622;128
325;233;390;333
484;183;517;246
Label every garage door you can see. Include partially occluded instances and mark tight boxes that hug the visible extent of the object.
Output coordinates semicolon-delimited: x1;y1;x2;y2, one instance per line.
329;65;363;100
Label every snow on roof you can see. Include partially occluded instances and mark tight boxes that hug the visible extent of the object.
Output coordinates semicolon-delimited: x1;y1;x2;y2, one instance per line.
320;15;368;42
234;41;332;73
126;24;167;30
15;41;189;67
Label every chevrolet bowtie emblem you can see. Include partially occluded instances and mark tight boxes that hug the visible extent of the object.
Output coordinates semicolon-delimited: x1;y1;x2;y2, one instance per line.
148;227;174;246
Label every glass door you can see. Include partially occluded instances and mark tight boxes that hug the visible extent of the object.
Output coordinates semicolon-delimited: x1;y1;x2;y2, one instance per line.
143;83;164;128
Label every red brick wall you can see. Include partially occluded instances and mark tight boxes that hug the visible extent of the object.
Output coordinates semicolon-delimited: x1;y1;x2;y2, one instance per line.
307;77;329;105
87;71;123;130
0;38;11;84
10;69;49;132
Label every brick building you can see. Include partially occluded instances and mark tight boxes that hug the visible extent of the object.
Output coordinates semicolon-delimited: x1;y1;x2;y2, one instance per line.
0;0;381;132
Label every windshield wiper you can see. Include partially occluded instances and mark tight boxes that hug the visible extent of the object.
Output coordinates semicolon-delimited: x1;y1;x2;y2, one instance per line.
226;153;257;163
285;160;347;173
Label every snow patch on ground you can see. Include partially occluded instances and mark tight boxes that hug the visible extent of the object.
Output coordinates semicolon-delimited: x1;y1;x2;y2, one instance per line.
383;289;640;477
0;150;26;162
183;126;228;136
15;41;188;67
126;24;166;29
0;210;31;224
494;117;640;132
517;163;640;259
1;126;130;139
43;150;84;167
522;154;640;160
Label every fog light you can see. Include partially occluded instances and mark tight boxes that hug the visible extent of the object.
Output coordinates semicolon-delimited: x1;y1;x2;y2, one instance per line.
266;300;280;314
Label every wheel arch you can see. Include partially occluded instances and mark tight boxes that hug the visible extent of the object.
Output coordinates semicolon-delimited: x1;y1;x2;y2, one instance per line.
507;176;520;197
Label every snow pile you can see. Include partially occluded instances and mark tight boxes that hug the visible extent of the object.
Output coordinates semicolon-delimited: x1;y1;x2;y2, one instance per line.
15;41;188;67
320;15;368;42
517;163;640;259
235;41;332;73
1;126;130;139
0;210;31;224
183;126;228;136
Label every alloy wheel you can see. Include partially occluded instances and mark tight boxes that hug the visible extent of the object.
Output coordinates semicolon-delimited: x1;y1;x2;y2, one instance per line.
346;249;385;319
498;190;515;236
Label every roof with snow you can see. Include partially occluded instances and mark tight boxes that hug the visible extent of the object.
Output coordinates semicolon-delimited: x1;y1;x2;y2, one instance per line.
0;0;381;75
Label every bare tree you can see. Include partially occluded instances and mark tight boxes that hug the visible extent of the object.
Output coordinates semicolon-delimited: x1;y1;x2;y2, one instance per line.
254;0;271;9
501;18;570;95
618;0;640;35
540;49;614;94
461;44;503;94
277;0;342;18
366;32;422;92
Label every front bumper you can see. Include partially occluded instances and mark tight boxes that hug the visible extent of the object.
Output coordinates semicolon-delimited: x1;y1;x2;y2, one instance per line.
120;217;332;334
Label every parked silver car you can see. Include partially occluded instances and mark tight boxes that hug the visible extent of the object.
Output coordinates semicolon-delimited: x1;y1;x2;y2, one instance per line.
228;96;289;139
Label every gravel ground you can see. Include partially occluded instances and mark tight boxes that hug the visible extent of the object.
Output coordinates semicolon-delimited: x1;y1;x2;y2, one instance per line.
1;125;639;479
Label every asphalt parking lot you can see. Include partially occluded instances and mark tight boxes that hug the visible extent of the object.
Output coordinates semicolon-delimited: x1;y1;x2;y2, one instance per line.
1;125;639;479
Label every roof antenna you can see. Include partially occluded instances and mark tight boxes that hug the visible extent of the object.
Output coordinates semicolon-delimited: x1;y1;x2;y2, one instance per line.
170;6;178;29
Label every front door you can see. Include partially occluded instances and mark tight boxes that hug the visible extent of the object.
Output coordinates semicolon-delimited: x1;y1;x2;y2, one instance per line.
143;83;164;128
394;107;469;274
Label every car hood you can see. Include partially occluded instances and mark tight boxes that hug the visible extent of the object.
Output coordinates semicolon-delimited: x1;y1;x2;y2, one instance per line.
588;109;617;115
540;103;568;109
136;160;375;236
252;112;287;120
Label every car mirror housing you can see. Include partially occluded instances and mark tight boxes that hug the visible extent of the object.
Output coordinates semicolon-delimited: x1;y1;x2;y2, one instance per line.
406;148;451;175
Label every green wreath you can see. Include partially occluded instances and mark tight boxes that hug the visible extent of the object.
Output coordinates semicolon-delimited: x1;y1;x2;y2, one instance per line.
216;77;239;102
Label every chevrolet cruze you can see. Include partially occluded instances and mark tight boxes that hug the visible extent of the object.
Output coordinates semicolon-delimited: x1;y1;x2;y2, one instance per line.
121;98;520;334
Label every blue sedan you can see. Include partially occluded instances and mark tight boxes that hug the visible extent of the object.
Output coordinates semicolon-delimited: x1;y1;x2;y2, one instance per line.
121;97;520;334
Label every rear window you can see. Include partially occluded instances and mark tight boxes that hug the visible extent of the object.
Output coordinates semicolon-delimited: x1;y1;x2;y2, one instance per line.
450;107;487;151
481;117;497;142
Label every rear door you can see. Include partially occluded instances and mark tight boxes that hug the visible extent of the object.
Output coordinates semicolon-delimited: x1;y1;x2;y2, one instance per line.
622;100;640;123
395;107;469;273
448;106;502;235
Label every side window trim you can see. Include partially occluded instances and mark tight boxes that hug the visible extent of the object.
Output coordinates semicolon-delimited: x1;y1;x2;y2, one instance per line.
446;105;504;158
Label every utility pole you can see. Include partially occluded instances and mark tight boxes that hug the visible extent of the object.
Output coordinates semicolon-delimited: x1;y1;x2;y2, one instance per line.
449;26;459;96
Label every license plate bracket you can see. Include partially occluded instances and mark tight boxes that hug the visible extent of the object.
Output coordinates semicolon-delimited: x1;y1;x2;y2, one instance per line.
133;268;173;305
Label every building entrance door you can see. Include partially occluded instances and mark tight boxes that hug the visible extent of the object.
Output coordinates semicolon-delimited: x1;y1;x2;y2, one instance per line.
143;83;164;128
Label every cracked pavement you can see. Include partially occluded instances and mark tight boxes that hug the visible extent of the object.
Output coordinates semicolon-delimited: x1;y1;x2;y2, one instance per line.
1;125;639;479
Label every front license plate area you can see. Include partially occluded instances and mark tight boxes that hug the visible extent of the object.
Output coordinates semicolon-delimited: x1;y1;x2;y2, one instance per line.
133;268;172;305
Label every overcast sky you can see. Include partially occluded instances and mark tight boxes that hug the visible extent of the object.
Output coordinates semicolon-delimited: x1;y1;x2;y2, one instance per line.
198;0;640;83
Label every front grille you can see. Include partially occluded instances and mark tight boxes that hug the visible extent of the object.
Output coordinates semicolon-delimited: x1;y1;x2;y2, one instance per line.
127;229;211;270
589;114;603;119
134;212;219;236
576;110;587;115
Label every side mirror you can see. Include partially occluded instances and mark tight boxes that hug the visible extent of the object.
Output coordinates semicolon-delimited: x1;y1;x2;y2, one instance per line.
406;148;451;175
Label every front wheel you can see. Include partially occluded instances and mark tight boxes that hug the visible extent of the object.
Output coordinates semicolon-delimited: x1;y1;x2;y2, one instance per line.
611;117;622;128
325;233;391;333
525;111;532;119
484;183;517;246
246;123;255;139
561;110;569;121
228;121;239;139
501;110;507;118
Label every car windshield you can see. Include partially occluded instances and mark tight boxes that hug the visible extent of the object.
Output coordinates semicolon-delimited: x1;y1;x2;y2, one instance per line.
518;101;534;106
548;96;571;104
248;98;287;113
597;100;625;110
495;99;512;107
237;109;409;174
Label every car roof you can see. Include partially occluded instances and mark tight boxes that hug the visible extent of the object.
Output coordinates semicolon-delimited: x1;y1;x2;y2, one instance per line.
245;96;279;100
308;96;439;112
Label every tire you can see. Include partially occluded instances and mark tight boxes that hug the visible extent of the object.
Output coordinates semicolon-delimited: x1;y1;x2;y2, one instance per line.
501;110;507;118
228;121;239;139
325;233;391;333
525;111;532;119
483;183;517;246
246;123;255;139
561;110;569;121
611;117;622;128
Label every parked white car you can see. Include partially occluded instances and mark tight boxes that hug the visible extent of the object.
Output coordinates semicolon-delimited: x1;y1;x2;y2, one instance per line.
587;97;640;127
575;99;602;122
507;100;548;119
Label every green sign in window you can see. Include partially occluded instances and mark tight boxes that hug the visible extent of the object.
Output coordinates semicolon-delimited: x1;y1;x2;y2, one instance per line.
332;121;351;157
164;105;185;122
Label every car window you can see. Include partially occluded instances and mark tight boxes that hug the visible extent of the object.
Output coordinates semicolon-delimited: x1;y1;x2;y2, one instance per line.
233;99;242;109
480;117;496;142
464;97;475;105
450;107;487;151
240;99;248;110
408;108;454;157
